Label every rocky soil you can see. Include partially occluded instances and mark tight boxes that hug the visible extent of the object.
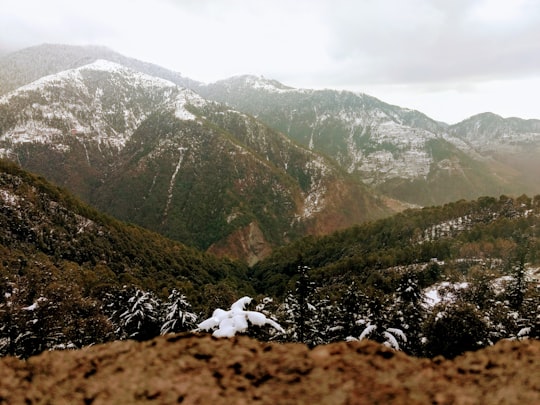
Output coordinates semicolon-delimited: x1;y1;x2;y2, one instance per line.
0;334;538;404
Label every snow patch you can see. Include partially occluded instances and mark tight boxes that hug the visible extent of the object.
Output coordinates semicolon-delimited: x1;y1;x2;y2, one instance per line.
423;282;469;307
0;189;21;206
197;296;284;338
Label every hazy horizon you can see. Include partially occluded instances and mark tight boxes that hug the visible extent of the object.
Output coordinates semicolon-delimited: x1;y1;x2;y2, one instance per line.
2;0;540;124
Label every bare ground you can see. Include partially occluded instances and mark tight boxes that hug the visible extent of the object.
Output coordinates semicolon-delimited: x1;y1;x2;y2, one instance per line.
0;334;538;404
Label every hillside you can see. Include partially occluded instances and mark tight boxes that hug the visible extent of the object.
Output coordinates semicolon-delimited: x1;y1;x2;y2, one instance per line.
0;56;388;264
0;159;248;290
0;334;538;404
3;45;540;260
199;75;539;205
0;43;199;96
1;160;538;360
0;159;254;356
253;194;540;295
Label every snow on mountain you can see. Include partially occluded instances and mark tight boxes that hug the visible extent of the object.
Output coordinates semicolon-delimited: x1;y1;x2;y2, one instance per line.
449;112;540;152
198;77;446;184
0;44;201;96
0;55;389;264
0;60;201;155
199;75;540;206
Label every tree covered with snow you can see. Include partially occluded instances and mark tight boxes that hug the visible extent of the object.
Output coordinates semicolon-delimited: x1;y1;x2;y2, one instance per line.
423;301;489;358
329;282;369;342
345;289;408;351
160;289;197;335
115;288;161;341
390;270;426;354
277;266;330;346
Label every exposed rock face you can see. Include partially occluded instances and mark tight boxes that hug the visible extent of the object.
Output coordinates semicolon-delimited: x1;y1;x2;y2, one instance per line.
0;334;538;404
208;221;273;266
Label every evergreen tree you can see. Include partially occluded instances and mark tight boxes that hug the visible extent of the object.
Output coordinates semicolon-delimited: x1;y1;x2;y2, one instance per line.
352;289;407;351
279;265;322;346
332;282;369;341
507;255;528;311
160;289;197;335
246;297;283;341
423;302;489;358
391;270;426;355
116;288;161;341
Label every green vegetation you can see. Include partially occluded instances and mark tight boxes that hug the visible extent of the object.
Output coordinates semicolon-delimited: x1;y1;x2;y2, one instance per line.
252;194;540;297
0;159;252;299
1;160;539;359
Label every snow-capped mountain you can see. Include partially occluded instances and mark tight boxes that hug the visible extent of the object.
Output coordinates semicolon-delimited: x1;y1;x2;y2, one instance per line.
2;44;539;261
449;112;540;153
0;56;387;264
0;44;199;96
0;59;200;152
198;76;539;206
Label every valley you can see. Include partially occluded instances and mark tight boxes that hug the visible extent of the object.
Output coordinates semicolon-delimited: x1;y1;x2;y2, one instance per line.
0;44;539;365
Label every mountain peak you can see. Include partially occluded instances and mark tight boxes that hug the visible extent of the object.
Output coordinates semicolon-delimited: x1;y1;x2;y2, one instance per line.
212;74;294;93
0;43;201;96
463;112;504;122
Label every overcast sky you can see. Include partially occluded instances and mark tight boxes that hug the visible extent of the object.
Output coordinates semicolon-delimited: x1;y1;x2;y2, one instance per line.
2;0;539;123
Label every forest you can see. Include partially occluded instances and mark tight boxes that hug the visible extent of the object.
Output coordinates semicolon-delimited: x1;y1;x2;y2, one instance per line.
0;160;539;359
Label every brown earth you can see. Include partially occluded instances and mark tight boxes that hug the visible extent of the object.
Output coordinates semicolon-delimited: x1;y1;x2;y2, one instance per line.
0;334;538;405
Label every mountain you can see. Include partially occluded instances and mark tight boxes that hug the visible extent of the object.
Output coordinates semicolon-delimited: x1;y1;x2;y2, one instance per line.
0;56;388;264
0;43;200;95
2;44;539;263
448;112;540;193
252;194;540;297
0;159;256;356
0;159;250;295
198;76;539;206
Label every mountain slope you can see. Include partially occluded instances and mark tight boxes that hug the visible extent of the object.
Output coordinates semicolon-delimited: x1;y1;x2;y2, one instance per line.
0;159;250;294
0;43;199;95
198;76;537;205
252;194;540;296
0;60;388;264
449;113;540;193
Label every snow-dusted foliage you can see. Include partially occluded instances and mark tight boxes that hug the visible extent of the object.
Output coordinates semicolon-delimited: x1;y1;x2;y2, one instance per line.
423;302;489;358
160;289;197;335
348;324;407;351
391;271;426;354
277;266;331;346
197;297;284;338
116;288;161;341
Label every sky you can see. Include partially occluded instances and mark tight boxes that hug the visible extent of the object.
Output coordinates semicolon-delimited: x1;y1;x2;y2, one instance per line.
1;0;539;124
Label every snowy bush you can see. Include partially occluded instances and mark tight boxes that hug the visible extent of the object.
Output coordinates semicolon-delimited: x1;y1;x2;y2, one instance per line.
196;296;284;338
348;323;407;351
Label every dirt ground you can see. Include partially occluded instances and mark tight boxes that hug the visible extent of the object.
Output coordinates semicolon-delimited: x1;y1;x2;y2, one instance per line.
0;333;538;404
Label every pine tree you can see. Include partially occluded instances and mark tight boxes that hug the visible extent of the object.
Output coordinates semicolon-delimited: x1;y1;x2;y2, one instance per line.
507;255;528;311
116;288;161;341
351;289;407;351
423;301;489;358
391;270;426;355
279;266;322;345
332;282;369;341
160;289;197;335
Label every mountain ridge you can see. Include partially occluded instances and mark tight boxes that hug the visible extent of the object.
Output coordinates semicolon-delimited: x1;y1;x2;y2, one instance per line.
199;74;539;205
2;44;539;260
0;53;388;264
